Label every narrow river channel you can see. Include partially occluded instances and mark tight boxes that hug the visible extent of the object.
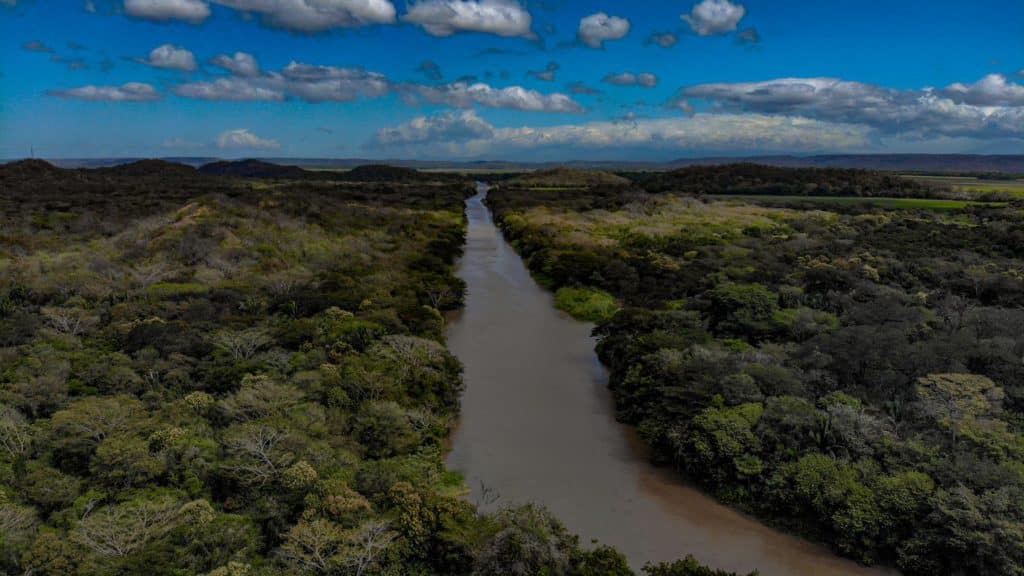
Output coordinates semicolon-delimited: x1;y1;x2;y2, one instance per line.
446;184;898;575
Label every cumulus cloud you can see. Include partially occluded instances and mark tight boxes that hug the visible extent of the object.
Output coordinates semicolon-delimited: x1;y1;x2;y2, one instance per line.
22;41;54;53
404;81;583;113
944;74;1024;106
274;62;390;102
172;77;284;101
48;82;161;102
217;128;281;150
137;44;197;71
577;12;630;48
173;58;584;113
646;32;678;48
127;0;396;30
603;72;658;88
678;75;1024;138
124;0;211;23
527;62;559;82
404;0;532;37
174;61;389;102
373;110;495;146
371;113;871;157
211;52;260;77
211;0;396;31
682;0;746;36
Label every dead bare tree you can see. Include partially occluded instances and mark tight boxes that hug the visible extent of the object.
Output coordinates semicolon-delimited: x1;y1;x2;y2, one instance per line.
221;424;292;487
343;520;396;576
0;405;31;459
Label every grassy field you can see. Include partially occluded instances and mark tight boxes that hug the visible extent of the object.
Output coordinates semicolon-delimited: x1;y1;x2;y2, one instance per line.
905;174;1024;198
710;194;1007;210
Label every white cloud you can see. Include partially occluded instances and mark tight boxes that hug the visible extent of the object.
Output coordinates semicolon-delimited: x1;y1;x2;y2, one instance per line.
577;12;630;49
373;110;495;146
274;62;390;102
404;81;583;113
679;76;1024;138
404;0;532;37
172;77;284;101
211;52;260;77
217;128;280;150
174;61;389;102
48;82;162;102
124;0;211;24
603;72;658;88
138;44;197;71
682;0;746;36
371;113;872;157
944;74;1024;106
210;0;396;31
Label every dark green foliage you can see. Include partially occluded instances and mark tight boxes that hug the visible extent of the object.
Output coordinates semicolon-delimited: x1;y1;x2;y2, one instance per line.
1;166;757;575
488;176;1024;576
633;163;939;197
643;555;758;576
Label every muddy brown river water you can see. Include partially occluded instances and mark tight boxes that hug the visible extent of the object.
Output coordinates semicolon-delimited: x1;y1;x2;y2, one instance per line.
446;185;898;575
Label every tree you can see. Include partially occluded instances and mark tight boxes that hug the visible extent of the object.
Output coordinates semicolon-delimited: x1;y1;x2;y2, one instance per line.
50;395;147;447
220;424;294;487
643;555;757;576
72;494;183;558
915;373;1005;452
0;404;31;460
353;401;422;459
212;329;271;362
279;518;345;574
342;520;397;576
473;505;576;576
219;375;304;422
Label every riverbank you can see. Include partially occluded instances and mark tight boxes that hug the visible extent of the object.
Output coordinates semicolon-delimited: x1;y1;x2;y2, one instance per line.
445;184;894;575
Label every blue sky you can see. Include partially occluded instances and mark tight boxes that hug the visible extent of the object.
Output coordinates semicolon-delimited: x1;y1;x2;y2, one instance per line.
1;0;1023;160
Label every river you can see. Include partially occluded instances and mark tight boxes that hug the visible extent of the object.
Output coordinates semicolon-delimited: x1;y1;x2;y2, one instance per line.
445;184;897;575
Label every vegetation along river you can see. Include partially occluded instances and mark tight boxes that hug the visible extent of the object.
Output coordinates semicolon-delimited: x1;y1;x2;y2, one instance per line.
446;184;898;575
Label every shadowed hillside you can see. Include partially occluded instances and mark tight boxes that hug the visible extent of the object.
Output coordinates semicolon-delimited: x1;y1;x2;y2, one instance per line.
198;159;311;179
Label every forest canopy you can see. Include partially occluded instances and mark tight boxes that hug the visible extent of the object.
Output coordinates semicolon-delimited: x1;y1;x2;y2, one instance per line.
487;168;1024;576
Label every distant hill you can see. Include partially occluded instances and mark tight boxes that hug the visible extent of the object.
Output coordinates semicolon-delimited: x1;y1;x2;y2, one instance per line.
198;159;311;179
10;154;1024;175
662;154;1024;174
507;167;633;188
91;159;197;178
0;159;64;181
